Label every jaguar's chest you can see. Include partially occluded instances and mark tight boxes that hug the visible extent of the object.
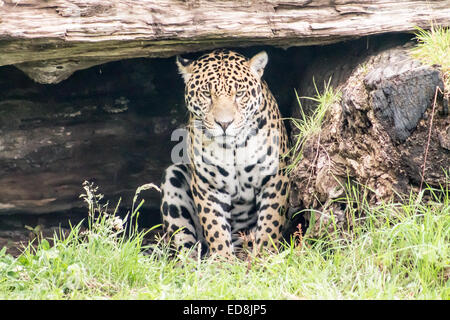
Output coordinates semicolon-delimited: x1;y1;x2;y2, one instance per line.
190;118;280;202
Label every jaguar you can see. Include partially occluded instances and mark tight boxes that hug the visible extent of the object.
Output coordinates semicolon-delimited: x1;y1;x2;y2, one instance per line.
160;49;289;258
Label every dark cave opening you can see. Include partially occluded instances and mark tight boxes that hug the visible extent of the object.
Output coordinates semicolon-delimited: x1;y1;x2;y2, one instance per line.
0;33;415;253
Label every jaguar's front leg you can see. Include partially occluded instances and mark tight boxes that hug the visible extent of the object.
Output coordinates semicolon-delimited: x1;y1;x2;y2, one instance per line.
255;171;289;253
190;174;234;259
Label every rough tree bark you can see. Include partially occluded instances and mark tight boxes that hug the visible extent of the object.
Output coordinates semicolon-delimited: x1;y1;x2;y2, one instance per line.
1;0;449;83
0;58;186;215
288;39;449;238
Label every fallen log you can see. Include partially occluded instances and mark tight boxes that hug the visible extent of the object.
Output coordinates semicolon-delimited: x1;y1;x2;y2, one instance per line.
0;0;449;83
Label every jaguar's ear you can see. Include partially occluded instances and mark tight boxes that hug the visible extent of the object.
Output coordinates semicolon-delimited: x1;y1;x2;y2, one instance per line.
249;51;268;78
176;55;194;83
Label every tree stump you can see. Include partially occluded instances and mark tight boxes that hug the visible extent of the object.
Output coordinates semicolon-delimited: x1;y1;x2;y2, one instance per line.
288;39;449;237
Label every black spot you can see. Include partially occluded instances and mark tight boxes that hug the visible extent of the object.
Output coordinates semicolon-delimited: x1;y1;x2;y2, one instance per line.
210;237;215;243
260;100;267;112
273;220;279;227
169;205;180;218
217;166;229;177
266;214;273;220
271;203;279;209
214;231;219;238
281;182;288;195
202;217;207;223
204;207;211;213
244;164;255;173
261;175;271;187
180;206;191;219
218;244;224;250
197;203;202;213
275;180;282;191
172;170;185;181
266;227;272;233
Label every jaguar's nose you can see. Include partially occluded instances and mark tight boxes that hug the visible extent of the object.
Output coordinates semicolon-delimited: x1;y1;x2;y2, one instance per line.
215;120;233;132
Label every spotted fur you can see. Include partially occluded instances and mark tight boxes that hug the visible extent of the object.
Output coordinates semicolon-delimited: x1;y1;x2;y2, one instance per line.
160;49;289;258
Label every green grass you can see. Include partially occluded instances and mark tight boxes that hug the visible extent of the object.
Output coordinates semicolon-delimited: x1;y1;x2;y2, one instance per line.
1;32;449;298
411;25;450;98
284;78;342;173
0;182;448;299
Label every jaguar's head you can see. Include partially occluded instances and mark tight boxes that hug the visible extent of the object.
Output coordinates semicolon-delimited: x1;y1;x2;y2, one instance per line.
176;49;268;137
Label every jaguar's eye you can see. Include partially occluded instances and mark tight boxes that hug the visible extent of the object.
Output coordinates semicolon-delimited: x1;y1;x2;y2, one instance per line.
236;90;246;98
202;91;211;98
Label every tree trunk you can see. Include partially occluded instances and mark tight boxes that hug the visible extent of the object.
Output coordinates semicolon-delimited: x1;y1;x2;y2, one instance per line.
1;0;449;83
